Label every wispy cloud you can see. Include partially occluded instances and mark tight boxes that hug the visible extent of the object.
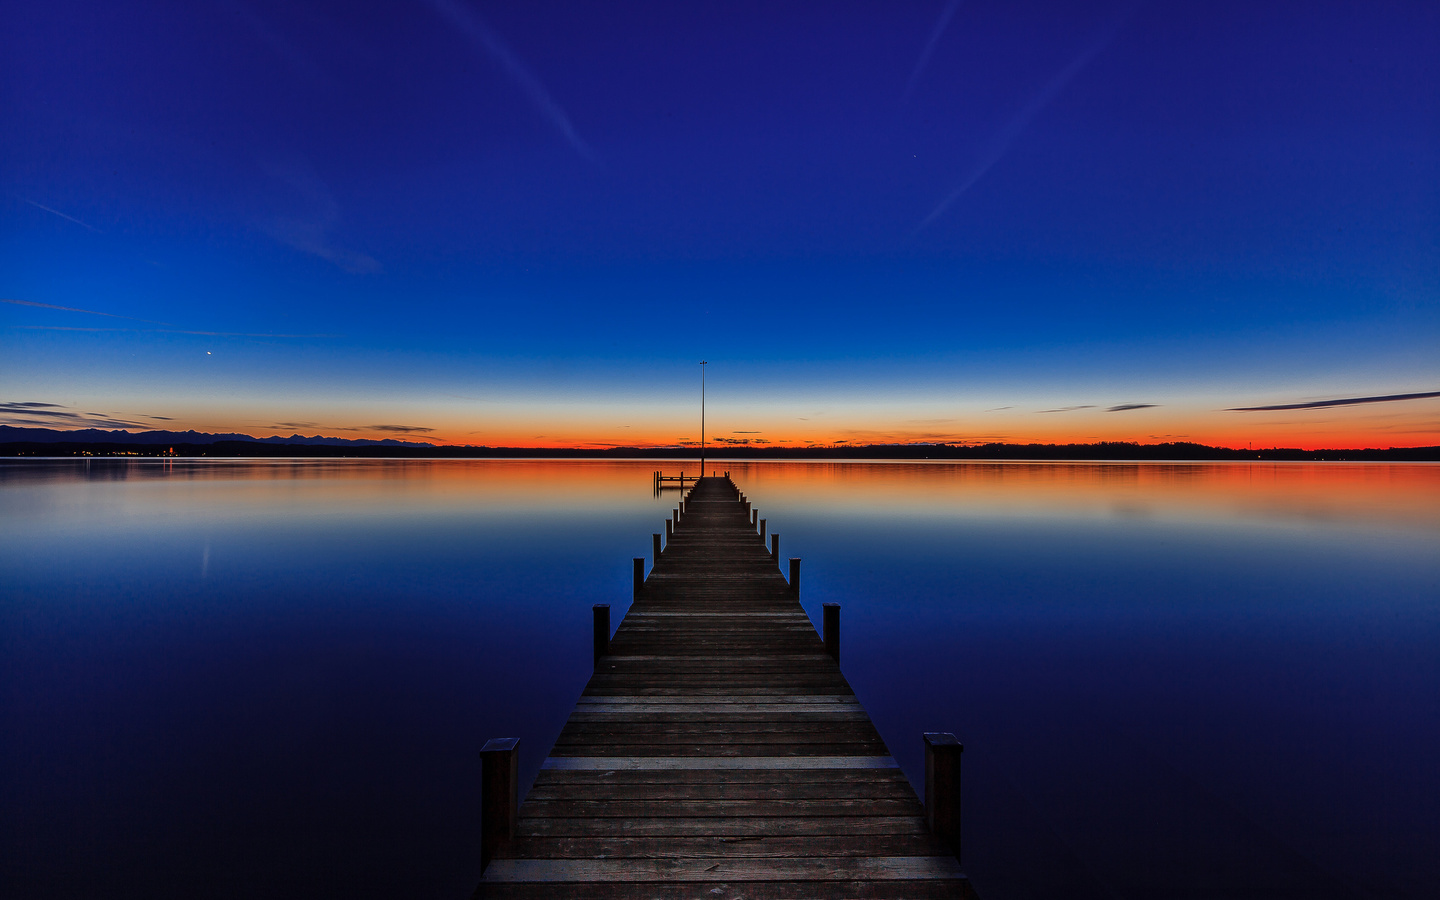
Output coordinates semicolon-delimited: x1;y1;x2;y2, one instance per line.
0;401;144;430
1108;403;1158;412
1037;405;1096;414
915;10;1130;232
902;0;962;103
14;325;337;338
2;297;170;325
23;199;100;232
263;161;380;274
1227;391;1440;412
368;424;435;434
428;0;596;162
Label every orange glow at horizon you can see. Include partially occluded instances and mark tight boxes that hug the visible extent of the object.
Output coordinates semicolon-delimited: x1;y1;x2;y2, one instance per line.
28;393;1440;452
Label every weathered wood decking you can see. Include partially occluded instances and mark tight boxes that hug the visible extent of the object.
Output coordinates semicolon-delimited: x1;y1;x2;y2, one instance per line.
478;476;975;899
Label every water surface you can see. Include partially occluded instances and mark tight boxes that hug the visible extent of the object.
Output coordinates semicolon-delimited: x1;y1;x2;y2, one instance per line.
2;459;1436;898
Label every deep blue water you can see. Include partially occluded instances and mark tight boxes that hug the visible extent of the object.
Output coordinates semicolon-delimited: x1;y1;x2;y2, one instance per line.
2;458;1436;899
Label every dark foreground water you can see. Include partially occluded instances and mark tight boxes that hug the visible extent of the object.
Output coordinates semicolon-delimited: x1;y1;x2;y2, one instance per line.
2;458;1436;899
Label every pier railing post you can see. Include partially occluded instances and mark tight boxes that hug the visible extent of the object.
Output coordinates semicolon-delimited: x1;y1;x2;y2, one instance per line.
923;732;964;863
653;532;662;561
633;557;644;600
665;519;672;541
759;518;766;540
593;603;610;668
823;603;840;662
789;557;801;594
479;737;519;873
770;533;780;563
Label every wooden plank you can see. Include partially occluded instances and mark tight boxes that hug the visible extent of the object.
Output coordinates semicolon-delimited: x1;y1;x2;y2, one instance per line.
479;880;974;900
482;856;966;882
495;834;951;860
516;816;933;839
540;756;898;770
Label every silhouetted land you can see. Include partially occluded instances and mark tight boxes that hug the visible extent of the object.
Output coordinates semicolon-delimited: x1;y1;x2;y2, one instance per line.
2;438;1436;461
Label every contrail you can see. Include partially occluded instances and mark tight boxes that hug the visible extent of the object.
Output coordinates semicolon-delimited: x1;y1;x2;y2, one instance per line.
914;11;1130;233
428;0;597;163
1228;391;1440;412
23;200;100;232
15;325;337;338
2;297;169;325
902;0;962;104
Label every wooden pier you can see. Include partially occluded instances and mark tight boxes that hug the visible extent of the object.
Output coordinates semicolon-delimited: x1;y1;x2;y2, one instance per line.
477;476;975;899
653;470;704;493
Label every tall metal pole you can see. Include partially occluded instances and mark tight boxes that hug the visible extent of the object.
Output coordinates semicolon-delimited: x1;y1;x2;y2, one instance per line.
700;360;707;475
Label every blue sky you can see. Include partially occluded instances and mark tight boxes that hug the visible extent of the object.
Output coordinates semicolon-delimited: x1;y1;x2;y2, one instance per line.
3;1;1437;447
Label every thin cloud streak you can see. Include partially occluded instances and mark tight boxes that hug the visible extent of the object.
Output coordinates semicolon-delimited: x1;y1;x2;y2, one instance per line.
1037;405;1096;413
14;325;337;338
915;11;1129;233
23;199;100;232
263;162;381;274
1228;391;1440;412
428;0;596;163
901;0;962;103
3;297;170;325
369;424;436;434
0;401;144;429
1108;403;1158;411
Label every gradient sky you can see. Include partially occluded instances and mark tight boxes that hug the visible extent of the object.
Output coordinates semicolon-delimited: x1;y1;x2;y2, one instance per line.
3;0;1437;449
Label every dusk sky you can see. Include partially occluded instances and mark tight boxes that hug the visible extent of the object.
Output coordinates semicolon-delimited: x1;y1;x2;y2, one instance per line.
3;0;1437;449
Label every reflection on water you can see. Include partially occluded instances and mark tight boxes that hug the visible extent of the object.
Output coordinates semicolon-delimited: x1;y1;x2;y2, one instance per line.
2;458;1436;899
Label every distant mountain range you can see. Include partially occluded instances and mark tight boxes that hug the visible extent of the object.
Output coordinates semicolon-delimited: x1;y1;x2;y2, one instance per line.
2;425;1435;460
0;425;436;448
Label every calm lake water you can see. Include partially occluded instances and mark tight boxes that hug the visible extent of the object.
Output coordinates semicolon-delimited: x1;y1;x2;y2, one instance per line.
2;458;1436;899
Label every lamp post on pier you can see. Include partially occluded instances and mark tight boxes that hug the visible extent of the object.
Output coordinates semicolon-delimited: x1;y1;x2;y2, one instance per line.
700;360;707;476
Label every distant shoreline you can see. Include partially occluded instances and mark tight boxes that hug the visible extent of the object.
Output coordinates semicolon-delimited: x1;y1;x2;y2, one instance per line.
2;439;1436;462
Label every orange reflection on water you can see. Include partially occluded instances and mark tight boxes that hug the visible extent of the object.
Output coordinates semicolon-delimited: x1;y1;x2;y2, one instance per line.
11;458;1437;534
718;460;1440;534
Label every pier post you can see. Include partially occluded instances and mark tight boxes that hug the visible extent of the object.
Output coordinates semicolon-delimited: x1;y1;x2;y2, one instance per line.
789;558;801;594
633;557;644;600
653;532;662;560
923;733;964;863
823;603;840;662
759;518;766;540
673;508;679;528
770;533;780;562
479;737;519;873
593;604;610;667
751;508;757;526
665;519;672;541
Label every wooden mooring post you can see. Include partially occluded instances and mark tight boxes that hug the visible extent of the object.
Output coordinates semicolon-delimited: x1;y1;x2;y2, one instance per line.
925;732;964;863
478;737;518;874
592;604;609;668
